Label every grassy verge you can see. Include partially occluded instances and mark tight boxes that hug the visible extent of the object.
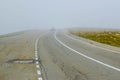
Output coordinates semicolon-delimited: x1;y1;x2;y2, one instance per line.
72;31;120;47
0;31;24;38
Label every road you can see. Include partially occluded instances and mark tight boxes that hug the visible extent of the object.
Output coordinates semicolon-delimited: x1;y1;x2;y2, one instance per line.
37;31;120;80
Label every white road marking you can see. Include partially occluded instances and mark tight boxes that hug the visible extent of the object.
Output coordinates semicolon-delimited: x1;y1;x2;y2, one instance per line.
38;77;43;80
65;34;120;54
35;56;38;58
34;33;48;80
36;65;40;68
35;51;38;53
55;31;120;72
35;54;38;57
35;53;38;55
35;41;38;51
37;70;42;75
36;61;39;64
35;57;39;60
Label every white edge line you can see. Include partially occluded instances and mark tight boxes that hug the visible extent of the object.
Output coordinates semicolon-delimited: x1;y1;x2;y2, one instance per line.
38;77;43;80
35;53;38;55
36;65;40;68
36;61;39;64
54;31;120;72
35;55;38;58
34;33;48;80
35;50;38;52
65;34;120;54
37;70;42;75
35;57;39;60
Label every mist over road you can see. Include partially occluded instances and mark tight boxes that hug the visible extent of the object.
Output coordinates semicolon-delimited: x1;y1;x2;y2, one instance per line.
37;31;120;80
0;30;120;80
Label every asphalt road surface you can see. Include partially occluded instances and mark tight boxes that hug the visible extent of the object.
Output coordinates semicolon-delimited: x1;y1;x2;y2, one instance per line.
37;31;120;80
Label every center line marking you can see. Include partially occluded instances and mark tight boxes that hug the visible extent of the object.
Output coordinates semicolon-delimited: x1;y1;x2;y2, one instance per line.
55;31;120;72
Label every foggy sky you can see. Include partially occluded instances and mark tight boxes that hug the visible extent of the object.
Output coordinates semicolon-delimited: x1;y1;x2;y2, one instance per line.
0;0;120;34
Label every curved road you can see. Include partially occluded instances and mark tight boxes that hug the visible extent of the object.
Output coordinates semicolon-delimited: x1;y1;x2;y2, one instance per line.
37;31;120;80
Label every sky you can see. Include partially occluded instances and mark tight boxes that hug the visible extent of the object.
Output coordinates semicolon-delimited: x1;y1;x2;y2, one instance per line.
0;0;120;34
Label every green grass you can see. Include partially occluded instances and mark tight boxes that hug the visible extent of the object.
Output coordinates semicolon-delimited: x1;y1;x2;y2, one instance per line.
72;31;120;47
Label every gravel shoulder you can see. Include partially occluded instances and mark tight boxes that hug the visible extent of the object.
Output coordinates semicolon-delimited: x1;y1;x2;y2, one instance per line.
0;30;41;80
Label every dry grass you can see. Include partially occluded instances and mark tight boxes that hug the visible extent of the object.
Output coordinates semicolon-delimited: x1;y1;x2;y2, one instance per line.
72;31;120;47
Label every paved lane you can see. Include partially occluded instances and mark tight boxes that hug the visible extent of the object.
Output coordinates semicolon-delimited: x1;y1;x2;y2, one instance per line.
37;31;120;80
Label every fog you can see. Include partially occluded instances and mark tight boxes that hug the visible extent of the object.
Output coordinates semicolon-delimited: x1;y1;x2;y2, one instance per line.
0;0;120;34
